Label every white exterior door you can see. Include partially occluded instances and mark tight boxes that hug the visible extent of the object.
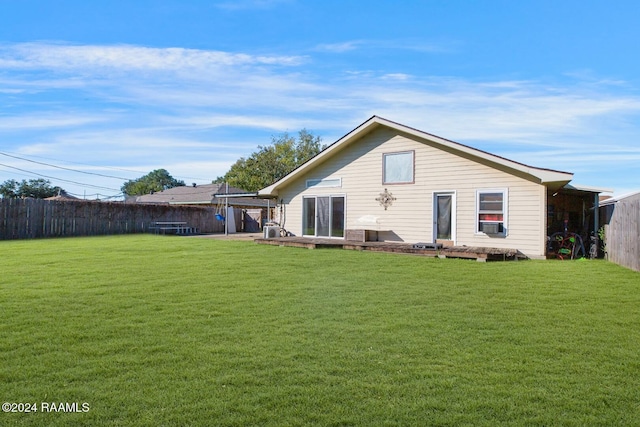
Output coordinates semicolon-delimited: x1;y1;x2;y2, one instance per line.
434;192;455;243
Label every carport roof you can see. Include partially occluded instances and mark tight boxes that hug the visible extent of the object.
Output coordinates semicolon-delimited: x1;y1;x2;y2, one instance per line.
135;183;269;207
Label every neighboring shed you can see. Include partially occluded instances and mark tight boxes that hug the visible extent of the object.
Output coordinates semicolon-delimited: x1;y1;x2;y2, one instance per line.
258;116;608;259
600;191;640;272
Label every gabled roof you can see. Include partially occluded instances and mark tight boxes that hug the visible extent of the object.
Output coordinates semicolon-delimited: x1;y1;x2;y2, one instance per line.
258;116;574;197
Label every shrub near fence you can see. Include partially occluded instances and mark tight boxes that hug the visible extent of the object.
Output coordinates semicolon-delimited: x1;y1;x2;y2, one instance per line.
0;198;224;240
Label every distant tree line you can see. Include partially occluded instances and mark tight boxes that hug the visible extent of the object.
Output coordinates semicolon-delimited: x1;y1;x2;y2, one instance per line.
0;178;64;199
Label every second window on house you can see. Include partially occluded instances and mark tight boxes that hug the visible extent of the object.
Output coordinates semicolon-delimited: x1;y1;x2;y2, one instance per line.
477;190;508;235
383;151;414;184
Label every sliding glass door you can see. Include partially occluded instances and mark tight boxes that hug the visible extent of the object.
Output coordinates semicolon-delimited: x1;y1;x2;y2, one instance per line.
330;197;345;238
302;195;345;238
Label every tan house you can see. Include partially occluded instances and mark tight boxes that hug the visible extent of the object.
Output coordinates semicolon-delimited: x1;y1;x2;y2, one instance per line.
258;116;608;259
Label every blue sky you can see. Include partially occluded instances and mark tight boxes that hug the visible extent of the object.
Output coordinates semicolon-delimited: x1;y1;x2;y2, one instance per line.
1;0;639;198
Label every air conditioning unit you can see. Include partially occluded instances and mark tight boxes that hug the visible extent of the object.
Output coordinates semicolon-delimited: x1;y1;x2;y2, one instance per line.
263;226;280;239
481;222;500;235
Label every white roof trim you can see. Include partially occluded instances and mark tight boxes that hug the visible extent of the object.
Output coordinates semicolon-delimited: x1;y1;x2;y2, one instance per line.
563;183;614;194
213;193;259;198
258;116;574;196
600;190;640;206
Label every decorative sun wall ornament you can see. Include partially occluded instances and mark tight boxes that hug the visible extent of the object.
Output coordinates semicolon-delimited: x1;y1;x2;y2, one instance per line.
376;188;396;210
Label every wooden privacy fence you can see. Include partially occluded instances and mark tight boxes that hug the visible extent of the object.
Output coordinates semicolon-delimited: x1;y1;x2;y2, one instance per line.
0;198;230;240
601;193;640;272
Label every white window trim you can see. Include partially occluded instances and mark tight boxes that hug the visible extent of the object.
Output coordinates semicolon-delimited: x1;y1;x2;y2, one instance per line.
383;151;415;185
306;177;342;189
475;188;508;237
433;191;457;243
302;194;346;239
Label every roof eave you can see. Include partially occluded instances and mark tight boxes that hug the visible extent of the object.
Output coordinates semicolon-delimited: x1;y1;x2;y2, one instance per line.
258;116;385;196
564;183;614;194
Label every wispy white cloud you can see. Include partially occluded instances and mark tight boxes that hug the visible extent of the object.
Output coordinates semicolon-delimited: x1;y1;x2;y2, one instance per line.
315;39;455;54
161;114;308;132
352;77;640;145
214;0;293;11
0;42;306;72
4;44;640;144
3;41;640;196
0;112;109;131
10;127;245;185
315;41;365;53
380;73;412;81
498;146;640;173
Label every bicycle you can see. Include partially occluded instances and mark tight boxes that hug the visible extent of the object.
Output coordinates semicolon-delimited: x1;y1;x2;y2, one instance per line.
549;232;586;260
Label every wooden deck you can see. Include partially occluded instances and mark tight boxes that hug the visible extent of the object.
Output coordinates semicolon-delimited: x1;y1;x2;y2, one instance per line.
254;237;525;262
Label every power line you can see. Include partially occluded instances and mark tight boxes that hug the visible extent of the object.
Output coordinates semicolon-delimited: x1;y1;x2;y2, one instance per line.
0;162;121;192
0;151;131;180
0;151;148;175
0;150;214;197
0;150;211;182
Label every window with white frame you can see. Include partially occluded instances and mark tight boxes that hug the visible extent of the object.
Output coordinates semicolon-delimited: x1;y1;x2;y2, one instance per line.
302;195;345;238
477;190;507;236
383;151;414;184
306;178;342;189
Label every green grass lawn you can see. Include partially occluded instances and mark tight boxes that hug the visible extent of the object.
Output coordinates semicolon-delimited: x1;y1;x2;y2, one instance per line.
1;235;639;426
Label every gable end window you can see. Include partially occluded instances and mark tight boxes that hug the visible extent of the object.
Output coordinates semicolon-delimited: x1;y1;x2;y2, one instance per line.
476;190;508;236
306;178;342;189
383;151;414;184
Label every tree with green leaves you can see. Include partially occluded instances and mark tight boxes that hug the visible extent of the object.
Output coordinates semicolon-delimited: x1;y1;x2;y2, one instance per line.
217;129;324;192
0;178;64;199
121;169;185;196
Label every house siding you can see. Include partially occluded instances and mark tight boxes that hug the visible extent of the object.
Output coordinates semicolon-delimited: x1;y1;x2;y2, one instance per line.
277;127;547;258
